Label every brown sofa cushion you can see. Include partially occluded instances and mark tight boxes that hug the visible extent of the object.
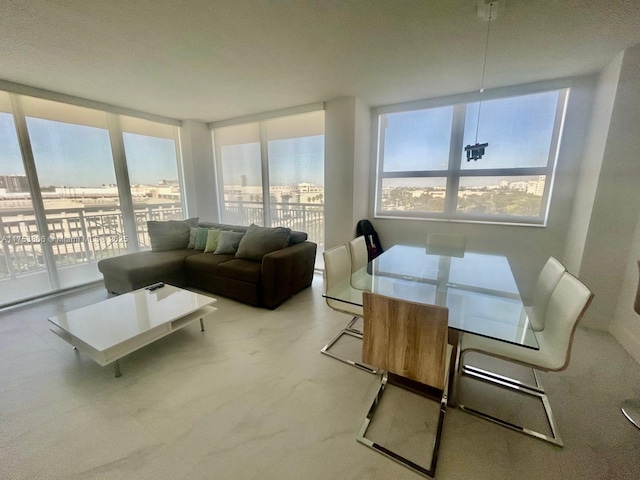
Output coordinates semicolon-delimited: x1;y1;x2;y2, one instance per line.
97;249;199;284
216;259;262;284
184;252;235;274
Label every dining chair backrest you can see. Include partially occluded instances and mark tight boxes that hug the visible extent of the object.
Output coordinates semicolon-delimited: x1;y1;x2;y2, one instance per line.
323;244;362;316
362;292;449;390
426;233;466;258
530;256;566;332
324;244;351;289
538;272;594;371
349;236;368;274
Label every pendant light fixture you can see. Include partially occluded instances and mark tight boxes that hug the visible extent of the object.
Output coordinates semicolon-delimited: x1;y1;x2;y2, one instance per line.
465;1;499;161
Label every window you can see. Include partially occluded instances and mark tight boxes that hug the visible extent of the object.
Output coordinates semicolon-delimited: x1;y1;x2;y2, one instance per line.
375;89;568;225
0;91;183;307
120;115;184;249
212;110;325;265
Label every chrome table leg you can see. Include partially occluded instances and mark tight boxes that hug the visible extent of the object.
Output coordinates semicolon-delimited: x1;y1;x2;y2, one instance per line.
622;399;640;429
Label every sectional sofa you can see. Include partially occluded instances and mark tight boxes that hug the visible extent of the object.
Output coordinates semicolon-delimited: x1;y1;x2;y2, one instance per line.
97;220;317;309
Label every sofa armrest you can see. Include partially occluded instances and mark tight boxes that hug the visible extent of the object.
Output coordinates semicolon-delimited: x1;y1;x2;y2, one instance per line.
261;241;317;309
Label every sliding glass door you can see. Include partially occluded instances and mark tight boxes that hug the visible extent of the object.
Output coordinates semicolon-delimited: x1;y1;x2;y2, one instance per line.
212;110;325;266
22;96;123;289
0;92;52;304
0;92;184;307
264;112;324;247
120;115;184;249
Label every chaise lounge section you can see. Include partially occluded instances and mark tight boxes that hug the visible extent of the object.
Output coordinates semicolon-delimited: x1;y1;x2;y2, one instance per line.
98;221;317;309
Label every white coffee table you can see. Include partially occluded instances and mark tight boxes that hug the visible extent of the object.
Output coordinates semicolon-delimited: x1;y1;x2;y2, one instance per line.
49;284;217;377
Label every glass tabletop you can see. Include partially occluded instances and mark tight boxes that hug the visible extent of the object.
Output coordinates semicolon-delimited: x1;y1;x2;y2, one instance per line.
325;244;539;350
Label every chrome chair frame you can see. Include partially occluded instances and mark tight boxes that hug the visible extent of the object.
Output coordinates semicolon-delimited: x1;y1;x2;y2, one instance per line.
320;315;377;374
357;370;449;478
457;357;563;446
357;292;452;478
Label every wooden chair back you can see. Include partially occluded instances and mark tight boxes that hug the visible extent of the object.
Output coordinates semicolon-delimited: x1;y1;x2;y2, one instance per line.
362;292;449;390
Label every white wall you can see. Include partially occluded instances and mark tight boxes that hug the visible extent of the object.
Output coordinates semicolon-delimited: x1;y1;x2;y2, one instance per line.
351;98;371;229
574;43;640;330
324;97;358;249
562;54;623;273
179;120;219;221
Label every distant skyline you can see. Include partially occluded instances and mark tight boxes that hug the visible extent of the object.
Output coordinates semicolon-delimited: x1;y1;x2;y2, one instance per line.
0;114;179;187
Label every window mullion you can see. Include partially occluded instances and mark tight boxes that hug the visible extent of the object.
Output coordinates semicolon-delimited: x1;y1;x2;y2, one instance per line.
106;113;138;253
375;116;388;216
259;122;271;226
445;104;466;216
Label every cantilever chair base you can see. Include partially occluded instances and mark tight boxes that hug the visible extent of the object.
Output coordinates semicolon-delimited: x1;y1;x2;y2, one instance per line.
320;316;378;374
622;399;640;429
458;364;563;447
357;369;449;479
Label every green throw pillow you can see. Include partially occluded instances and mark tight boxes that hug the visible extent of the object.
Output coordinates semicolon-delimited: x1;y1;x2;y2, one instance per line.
194;227;209;251
235;224;291;261
214;231;245;255
204;228;222;253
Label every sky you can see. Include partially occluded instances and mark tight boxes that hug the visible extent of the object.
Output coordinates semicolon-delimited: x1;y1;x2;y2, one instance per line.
1;90;558;191
383;90;559;186
221;135;324;187
0;114;179;187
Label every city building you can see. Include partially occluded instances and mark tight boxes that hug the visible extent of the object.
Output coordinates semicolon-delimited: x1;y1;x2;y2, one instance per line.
0;174;29;192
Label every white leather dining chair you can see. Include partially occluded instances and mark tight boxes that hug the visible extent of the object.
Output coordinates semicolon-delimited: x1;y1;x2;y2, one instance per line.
527;256;566;332
321;244;376;374
348;236;368;274
457;271;594;446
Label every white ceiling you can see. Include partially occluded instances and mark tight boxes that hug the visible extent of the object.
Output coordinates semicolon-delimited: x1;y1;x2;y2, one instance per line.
1;0;639;123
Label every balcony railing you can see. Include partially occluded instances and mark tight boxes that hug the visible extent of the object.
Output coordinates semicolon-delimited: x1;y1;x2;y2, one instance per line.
222;200;324;247
0;201;324;281
0;203;183;280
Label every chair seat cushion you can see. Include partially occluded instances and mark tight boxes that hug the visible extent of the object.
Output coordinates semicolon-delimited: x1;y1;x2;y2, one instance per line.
461;333;563;371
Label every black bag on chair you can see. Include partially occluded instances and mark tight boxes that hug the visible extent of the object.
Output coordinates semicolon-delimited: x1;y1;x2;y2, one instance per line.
356;219;384;261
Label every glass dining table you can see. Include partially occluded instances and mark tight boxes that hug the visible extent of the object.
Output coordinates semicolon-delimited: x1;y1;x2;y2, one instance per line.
323;244;539;404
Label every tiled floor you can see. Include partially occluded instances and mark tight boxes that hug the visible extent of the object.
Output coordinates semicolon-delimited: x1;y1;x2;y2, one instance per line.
1;274;639;479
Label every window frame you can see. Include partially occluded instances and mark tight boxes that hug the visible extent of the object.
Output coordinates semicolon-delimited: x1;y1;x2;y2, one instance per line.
374;88;569;226
210;107;325;239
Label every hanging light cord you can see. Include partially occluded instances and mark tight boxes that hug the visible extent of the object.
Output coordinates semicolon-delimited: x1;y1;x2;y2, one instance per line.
475;2;494;144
